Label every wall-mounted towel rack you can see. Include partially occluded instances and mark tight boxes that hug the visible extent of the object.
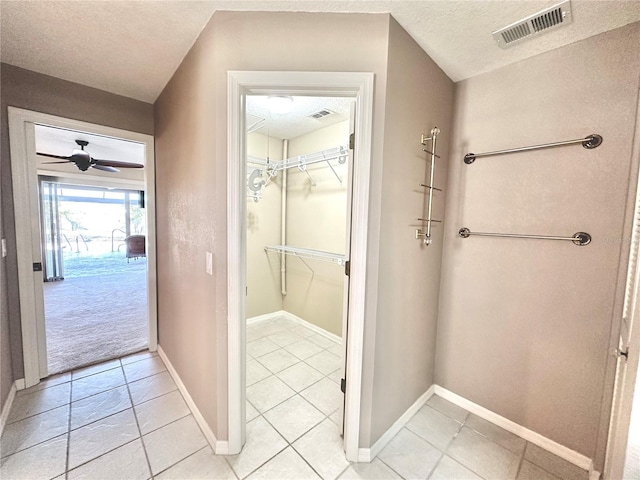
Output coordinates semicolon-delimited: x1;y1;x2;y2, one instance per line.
464;133;602;164
416;127;441;246
264;245;346;266
458;227;591;246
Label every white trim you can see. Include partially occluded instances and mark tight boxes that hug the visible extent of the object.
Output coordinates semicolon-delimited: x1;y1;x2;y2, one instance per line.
0;382;18;436
157;346;227;453
433;386;595;473
358;385;435;462
227;71;374;460
8;107;158;386
246;312;280;325
14;379;26;391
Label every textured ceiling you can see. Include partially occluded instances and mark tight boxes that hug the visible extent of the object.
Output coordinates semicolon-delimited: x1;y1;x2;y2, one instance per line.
247;96;352;140
2;1;639;103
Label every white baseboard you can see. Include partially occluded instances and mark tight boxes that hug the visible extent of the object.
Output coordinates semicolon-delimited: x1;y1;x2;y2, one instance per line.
358;384;436;462
247;310;342;344
246;312;280;325
15;378;25;390
158;346;227;454
0;381;19;436
433;386;595;474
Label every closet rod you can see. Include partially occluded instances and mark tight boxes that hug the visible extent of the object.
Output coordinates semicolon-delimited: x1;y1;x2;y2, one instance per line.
458;227;591;246
464;134;602;164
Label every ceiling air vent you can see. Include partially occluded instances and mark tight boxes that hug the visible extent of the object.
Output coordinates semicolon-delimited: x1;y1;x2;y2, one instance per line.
309;109;335;120
493;0;572;49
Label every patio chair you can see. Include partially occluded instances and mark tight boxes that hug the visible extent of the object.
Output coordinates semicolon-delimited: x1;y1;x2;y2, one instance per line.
125;235;146;262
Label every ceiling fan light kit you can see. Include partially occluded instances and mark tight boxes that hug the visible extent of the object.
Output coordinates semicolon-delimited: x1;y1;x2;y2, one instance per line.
37;139;144;173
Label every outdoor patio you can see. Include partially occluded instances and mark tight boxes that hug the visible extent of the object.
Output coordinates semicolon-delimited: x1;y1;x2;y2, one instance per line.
44;250;148;374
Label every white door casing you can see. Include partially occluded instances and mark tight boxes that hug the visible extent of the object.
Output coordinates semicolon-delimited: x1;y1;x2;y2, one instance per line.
8;107;158;387
227;71;374;460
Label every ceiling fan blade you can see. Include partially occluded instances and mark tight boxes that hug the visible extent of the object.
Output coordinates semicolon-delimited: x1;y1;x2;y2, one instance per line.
91;164;120;173
92;159;143;169
37;152;72;160
42;161;73;164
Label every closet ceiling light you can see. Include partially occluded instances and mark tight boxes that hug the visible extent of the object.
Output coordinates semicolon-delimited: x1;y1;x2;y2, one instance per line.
268;96;294;114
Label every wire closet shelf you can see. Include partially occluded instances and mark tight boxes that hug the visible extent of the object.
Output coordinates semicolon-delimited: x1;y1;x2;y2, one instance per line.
264;245;346;266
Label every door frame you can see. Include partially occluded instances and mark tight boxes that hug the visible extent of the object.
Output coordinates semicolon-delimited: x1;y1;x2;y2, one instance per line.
604;91;640;479
8;107;157;388
227;71;374;460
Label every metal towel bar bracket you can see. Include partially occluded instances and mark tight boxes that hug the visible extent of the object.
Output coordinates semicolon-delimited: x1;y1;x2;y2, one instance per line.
458;227;591;246
464;134;602;164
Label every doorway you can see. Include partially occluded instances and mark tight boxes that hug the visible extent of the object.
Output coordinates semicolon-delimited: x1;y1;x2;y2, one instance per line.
227;71;374;461
239;94;353;474
8;107;157;386
39;180;149;374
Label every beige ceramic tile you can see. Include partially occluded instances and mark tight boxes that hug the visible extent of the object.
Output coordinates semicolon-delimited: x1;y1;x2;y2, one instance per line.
0;434;67;480
248;447;320;480
426;395;469;423
300;377;342;415
524;443;589;480
338;458;402;479
142;415;208;475
70;385;131;430
264;395;325;442
447;427;520;480
246;376;295;413
429;455;483;480
277;362;324;392
72;359;121;380
122;356;167;383
67;439;150;480
68;408;139;469
16;373;70;397
465;413;526;455
135;390;190;434
379;428;442;480
71;367;125;402
156;446;236;479
120;350;158;365
517;460;563;480
293;418;349;480
1;404;69;457
406;404;462;450
127;370;177;405
257;349;301;374
7;382;71;423
304;350;341;375
226;416;287;479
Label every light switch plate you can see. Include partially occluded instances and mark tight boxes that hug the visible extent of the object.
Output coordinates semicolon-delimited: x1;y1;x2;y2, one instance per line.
1;239;6;258
206;252;213;275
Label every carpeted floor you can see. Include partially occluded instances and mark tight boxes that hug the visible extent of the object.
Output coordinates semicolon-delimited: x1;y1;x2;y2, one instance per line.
44;266;148;375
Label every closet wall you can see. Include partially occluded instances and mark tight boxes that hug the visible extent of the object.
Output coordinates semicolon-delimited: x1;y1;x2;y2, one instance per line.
437;22;640;469
284;121;349;337
246;132;283;319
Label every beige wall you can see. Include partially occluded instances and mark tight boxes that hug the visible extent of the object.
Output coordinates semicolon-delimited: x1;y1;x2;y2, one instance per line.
285;121;349;336
0;63;153;407
155;11;390;441
366;17;455;444
436;23;640;468
246;132;283;318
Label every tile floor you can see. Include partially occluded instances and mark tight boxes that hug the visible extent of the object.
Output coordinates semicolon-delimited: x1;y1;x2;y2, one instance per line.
0;315;590;480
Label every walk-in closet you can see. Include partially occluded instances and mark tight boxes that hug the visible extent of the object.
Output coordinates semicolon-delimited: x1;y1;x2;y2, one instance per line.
242;95;353;470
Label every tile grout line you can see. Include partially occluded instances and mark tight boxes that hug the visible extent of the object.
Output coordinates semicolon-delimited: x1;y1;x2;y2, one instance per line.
122;360;155;480
514;441;527;479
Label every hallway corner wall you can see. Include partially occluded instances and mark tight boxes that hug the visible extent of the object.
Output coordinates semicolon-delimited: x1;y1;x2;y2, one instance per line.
368;16;455;446
436;22;640;469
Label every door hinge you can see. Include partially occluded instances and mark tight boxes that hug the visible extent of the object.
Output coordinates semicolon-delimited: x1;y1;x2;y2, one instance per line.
340;378;346;393
615;347;629;360
32;262;42;272
344;260;350;277
349;133;355;150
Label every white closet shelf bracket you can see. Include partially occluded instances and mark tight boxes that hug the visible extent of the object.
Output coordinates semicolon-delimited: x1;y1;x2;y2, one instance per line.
264;245;346;266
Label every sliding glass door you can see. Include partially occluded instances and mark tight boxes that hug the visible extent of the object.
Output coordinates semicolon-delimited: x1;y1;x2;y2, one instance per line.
40;180;64;282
